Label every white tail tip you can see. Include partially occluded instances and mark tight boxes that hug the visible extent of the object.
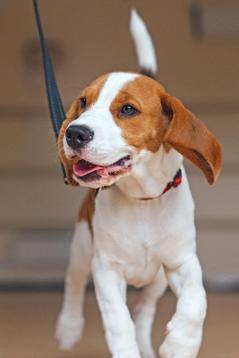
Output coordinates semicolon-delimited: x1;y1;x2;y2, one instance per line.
130;8;157;76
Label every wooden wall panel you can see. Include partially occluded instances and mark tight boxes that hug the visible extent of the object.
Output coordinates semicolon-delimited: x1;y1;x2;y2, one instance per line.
0;177;86;229
0;0;238;284
0;0;239;108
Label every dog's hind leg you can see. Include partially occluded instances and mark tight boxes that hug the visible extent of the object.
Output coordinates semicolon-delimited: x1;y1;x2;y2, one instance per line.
133;266;168;358
56;220;92;350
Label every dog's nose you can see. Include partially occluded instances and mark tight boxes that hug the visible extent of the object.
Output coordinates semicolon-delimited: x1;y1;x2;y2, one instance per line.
65;125;94;150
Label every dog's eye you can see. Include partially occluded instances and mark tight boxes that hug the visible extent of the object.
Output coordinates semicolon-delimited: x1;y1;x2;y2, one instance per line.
80;97;87;109
119;104;139;118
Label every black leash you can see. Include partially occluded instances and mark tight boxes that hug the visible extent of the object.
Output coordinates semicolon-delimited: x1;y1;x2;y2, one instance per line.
32;0;68;184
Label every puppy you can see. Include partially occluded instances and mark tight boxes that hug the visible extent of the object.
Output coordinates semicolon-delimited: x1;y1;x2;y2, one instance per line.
56;9;222;358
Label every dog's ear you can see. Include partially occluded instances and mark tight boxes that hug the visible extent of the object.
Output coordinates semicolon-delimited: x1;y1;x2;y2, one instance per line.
161;94;222;184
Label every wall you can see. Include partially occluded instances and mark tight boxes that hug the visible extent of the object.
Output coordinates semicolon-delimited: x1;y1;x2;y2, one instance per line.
0;0;238;287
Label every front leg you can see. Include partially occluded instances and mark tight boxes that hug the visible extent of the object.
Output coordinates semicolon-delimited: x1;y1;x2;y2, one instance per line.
159;254;207;358
92;255;141;358
56;221;92;350
134;266;168;358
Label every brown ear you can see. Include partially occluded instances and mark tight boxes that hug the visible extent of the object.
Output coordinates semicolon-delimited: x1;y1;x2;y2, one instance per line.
162;94;222;184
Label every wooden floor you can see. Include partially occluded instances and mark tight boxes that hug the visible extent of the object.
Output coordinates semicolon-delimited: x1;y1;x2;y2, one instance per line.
0;291;238;358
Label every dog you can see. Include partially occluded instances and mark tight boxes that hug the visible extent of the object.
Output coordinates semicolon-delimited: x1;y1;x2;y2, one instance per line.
55;9;222;358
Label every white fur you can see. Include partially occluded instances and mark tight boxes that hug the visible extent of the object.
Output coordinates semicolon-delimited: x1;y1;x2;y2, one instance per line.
117;147;183;198
96;72;139;107
130;9;157;75
133;266;168;358
56;221;92;350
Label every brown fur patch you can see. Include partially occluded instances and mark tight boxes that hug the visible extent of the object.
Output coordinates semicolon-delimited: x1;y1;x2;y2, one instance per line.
57;118;78;186
110;76;169;153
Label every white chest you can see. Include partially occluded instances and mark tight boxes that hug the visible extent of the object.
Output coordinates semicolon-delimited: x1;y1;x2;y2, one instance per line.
92;174;195;287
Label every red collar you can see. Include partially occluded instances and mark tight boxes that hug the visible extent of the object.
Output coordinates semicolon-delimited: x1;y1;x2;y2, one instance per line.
138;168;182;201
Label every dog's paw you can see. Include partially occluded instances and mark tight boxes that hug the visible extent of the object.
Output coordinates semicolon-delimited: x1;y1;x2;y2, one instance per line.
159;328;201;358
55;314;84;350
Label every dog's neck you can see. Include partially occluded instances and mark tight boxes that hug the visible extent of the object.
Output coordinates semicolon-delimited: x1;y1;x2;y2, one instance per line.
116;147;183;199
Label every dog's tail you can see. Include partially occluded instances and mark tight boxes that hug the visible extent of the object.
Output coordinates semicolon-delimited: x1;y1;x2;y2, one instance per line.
130;9;157;78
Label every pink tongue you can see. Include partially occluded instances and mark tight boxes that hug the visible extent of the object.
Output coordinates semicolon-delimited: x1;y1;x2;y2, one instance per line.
73;159;125;179
73;160;103;177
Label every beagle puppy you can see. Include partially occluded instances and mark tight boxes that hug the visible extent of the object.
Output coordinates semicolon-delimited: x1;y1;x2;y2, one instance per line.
56;9;222;358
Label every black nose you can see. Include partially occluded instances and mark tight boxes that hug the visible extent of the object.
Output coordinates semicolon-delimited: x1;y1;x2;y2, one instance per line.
65;125;94;150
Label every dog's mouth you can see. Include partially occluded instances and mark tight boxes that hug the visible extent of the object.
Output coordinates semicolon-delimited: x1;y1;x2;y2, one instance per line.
72;155;132;182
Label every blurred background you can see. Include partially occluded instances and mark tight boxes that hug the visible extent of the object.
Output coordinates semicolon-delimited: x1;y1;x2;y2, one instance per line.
0;0;238;357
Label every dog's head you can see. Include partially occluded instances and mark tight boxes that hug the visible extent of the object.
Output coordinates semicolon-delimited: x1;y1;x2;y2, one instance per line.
58;72;222;188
